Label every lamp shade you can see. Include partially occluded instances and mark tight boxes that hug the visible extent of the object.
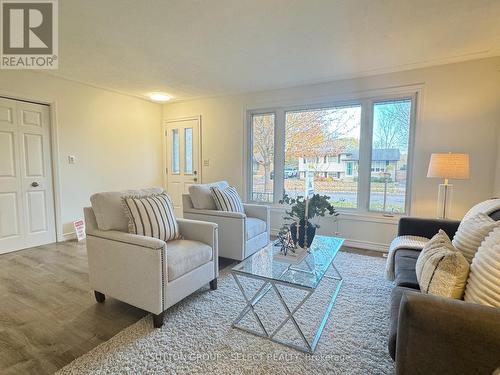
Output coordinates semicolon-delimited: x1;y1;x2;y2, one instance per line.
427;153;470;180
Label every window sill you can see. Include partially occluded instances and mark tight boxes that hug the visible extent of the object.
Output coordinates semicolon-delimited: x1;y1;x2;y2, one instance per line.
252;202;402;225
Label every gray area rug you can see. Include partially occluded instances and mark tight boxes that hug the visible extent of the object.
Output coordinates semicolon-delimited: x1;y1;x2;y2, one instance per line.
57;251;395;374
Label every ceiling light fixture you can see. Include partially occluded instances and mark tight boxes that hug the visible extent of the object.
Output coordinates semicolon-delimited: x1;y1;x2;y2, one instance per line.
149;92;172;102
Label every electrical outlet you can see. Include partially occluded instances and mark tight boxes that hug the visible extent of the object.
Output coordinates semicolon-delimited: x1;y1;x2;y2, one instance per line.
68;155;76;164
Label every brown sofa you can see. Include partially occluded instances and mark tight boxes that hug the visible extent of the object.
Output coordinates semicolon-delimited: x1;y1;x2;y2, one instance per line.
389;212;500;375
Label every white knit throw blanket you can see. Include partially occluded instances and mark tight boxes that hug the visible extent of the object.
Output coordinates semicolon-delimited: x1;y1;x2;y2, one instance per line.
385;235;429;281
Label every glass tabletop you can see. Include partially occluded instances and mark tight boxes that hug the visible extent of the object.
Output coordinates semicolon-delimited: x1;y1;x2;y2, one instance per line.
231;235;344;289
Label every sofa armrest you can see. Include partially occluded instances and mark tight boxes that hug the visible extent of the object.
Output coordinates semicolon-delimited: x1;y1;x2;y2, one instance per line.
397;217;460;239
183;208;246;219
86;228;166;249
396;292;500;375
244;203;270;224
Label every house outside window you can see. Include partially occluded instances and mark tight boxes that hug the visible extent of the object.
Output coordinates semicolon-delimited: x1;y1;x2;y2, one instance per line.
346;162;353;176
248;94;416;214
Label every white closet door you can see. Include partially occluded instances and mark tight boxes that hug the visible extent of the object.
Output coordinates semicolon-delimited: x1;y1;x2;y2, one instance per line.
0;97;55;254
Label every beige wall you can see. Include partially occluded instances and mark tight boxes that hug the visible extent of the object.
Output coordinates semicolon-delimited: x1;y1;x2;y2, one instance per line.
0;71;162;238
164;57;500;250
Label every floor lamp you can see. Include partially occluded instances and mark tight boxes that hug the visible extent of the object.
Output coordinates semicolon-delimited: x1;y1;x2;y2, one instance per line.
427;153;470;219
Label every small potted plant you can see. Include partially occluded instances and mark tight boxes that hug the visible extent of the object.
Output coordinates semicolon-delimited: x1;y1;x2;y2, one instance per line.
279;193;339;248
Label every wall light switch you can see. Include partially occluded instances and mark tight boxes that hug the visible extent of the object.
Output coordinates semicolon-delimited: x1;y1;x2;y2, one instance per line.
68;155;76;164
203;159;210;167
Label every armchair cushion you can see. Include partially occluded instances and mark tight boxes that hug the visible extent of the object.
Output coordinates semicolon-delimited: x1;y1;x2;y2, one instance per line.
188;181;229;210
246;217;267;240
90;187;164;231
166;240;213;281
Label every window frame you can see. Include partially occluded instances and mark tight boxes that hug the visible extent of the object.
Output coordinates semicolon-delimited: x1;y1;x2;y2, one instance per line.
247;111;278;204
246;92;418;216
366;95;417;215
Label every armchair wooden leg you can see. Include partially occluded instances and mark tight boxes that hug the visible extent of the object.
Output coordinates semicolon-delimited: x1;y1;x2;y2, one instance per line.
153;312;165;328
210;278;218;290
94;291;105;303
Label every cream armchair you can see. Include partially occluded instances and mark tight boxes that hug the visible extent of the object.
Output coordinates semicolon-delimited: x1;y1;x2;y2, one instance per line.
84;189;218;328
182;188;270;260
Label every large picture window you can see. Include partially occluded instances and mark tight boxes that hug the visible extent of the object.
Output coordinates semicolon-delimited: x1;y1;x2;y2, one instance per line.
248;93;416;215
284;105;361;208
369;99;412;213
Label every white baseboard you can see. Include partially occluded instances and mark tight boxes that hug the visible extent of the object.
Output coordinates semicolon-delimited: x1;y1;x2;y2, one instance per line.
342;239;388;253
62;231;77;241
271;227;389;253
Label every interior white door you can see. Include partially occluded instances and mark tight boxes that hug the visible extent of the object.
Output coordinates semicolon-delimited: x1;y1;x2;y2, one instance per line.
0;97;56;254
165;117;200;216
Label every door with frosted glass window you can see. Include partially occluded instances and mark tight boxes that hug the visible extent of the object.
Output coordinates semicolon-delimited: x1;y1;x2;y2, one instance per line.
164;117;201;216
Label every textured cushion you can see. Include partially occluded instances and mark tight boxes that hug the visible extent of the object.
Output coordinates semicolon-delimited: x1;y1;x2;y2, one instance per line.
452;213;498;263
246;217;267;240
122;193;180;241
418;245;470;299
210;186;244;213
90;188;164;231
462;198;500;221
166;240;213;281
464;227;500;307
416;230;454;283
188;181;229;210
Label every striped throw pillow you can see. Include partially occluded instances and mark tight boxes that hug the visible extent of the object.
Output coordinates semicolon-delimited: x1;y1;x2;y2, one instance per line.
122;193;180;241
210;186;244;213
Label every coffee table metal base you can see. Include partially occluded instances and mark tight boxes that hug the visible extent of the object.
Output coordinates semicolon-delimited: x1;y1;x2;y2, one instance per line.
231;262;343;354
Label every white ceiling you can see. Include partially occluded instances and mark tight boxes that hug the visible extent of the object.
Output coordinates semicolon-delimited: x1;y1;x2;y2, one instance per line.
49;0;500;102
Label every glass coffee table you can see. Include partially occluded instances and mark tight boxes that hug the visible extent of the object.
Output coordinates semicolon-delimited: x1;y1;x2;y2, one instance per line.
231;235;344;353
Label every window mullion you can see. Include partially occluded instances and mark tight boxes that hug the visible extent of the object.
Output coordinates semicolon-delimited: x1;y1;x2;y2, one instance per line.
357;99;373;212
273;109;285;203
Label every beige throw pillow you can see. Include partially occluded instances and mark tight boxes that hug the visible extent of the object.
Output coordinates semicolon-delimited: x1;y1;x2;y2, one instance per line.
415;230;454;283
464;227;500;307
452;213;498;263
418;246;470;299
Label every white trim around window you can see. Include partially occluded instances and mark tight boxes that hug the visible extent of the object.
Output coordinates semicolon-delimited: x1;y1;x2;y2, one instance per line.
244;85;421;217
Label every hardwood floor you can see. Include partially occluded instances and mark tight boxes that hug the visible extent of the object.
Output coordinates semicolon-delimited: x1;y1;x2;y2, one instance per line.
0;240;147;375
0;239;383;374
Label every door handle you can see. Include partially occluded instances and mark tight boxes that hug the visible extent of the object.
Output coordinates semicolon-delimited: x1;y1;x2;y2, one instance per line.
193;177;198;182
31;182;39;187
